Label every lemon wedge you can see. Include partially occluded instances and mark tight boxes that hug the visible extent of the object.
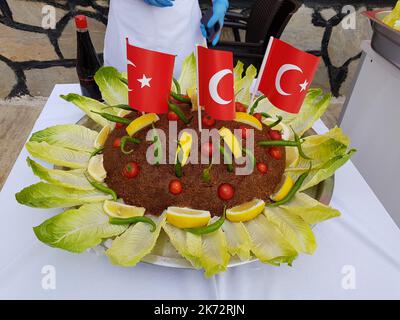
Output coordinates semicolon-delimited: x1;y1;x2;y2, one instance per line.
234;112;262;130
94;125;111;149
270;174;294;202
103;200;145;218
175;132;193;166
263;118;292;140
126;113;159;136
187;87;198;111
87;154;107;182
219;127;242;159
166;207;211;229
226;199;265;222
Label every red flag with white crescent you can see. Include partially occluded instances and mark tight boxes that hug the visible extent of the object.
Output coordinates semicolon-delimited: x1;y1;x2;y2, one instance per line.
126;39;175;114
197;46;235;121
257;37;320;114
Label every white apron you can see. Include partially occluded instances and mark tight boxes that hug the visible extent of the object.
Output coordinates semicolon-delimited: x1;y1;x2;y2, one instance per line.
104;0;205;76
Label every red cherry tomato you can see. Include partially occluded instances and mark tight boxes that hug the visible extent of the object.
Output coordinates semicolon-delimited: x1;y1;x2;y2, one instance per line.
167;111;179;121
235;102;247;112
115;122;124;129
169;179;183;195
268;130;282;141
113;137;121;148
239;126;251;139
218;183;235;200
268;147;282;160
253;113;263;122
201;142;214;158
122;162;139;178
257;162;268;174
202;114;216;127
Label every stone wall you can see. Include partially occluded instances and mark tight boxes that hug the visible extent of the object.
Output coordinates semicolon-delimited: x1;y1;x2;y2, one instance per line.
0;0;397;99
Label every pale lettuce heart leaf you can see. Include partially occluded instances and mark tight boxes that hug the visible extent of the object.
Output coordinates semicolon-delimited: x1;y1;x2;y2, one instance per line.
244;214;297;266
281;192;340;225
264;207;317;255
26;141;90;169
94;66;128;106
185;232;203;269
162;223;202;268
33;203;127;253
221;220;252;261
235;64;257;105
177;53;197;95
60;93;115;127
106;214;166;267
27;157;94;190
15;182;112;208
233;60;244;92
29;124;97;153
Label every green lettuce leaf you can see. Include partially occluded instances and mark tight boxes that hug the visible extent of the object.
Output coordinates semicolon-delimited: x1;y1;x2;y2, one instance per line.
221;220;252;261
185;232;203;269
235;64;257;105
94;66;128;106
27;157;94;190
33;203;127;253
106;214;166;267
280;192;340;225
233;60;244;93
26;141;90;169
29;124;97;153
60;93;114;127
264;207;317;254
244;214;297;266
15;182;112;208
177;53;197;95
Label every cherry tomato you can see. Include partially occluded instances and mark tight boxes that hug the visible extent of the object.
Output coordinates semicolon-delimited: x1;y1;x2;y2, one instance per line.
202;114;216;127
235;102;247;112
239;126;251;139
218;183;235;200
167;111;179;121
257;162;268;174
268;130;282;141
115;122;124;129
201;142;214;158
113;137;121;148
253;113;263;122
122;162;139;178
268;147;282;160
169;179;183;195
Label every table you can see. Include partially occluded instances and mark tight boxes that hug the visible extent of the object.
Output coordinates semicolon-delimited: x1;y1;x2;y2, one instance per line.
1;84;400;299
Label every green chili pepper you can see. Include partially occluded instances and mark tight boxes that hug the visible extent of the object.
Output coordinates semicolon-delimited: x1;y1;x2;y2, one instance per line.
120;135;141;154
219;145;234;172
109;216;156;232
173;78;181;95
91;110;132;125
243;148;256;168
102;104;132;111
249;95;266;114
258;140;298;147
185;208;226;235
291;127;312;160
268;116;283;128
168;102;190;124
269;164;312;207
202;164;212;183
170;91;192;104
175;143;183;178
151;125;163;165
90;147;104;157
261;112;272;119
86;177;117;201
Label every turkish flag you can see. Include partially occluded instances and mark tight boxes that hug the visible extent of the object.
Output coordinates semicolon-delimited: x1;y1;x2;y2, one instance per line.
258;37;320;114
197;46;235;121
126;39;175;114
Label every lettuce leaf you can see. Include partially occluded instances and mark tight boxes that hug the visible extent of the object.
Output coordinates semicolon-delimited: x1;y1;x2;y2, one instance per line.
264;207;316;254
29;124;97;153
60;93;114;127
177;53;197;95
106;214;166;267
221;220;252;261
26;141;90;169
33;203;126;253
15;182;112;208
280;192;340;225
235;64;257;105
94;66;128;106
186;232;203;269
244;214;297;266
233;60;244;93
27;157;94;190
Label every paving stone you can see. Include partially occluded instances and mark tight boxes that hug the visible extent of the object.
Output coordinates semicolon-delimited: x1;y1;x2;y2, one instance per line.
0;60;16;98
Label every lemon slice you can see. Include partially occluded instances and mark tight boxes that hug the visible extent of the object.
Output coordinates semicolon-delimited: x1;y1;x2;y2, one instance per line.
187;87;198;111
270;174;294;202
175;132;193;166
103;200;145;218
94;125;111;149
234;112;262;130
117;109;132;118
226;199;265;222
126;113;159;136
166;207;211;229
263;118;292;140
285;146;299;168
219;127;242;159
87;154;107;182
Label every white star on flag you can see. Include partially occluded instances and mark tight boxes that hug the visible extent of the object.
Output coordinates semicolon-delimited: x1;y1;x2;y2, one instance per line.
299;79;309;92
137;74;152;88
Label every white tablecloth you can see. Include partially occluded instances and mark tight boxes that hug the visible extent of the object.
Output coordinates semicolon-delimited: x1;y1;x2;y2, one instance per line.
1;85;400;300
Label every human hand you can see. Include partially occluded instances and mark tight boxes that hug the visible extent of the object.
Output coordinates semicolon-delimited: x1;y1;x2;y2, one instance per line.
143;0;174;8
200;0;229;46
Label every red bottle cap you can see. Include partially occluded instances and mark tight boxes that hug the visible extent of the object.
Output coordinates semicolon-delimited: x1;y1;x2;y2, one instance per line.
75;15;88;29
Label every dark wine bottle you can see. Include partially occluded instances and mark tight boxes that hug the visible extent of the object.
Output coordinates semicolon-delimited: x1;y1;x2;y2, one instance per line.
75;15;102;100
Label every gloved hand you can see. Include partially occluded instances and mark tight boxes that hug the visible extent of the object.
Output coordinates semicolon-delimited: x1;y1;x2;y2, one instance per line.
143;0;174;8
200;0;229;46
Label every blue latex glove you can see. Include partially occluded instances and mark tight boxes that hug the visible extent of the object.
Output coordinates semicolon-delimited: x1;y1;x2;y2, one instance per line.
143;0;174;8
200;0;229;46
